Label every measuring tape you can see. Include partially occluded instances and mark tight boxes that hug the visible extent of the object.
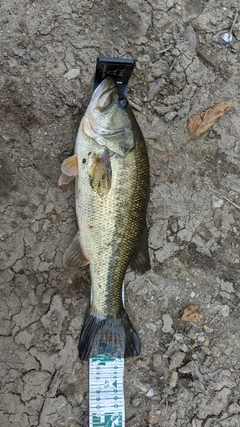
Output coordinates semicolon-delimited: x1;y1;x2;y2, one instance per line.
89;287;125;427
89;355;125;427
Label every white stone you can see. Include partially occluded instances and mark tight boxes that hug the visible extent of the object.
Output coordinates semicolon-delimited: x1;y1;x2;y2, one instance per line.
64;68;80;80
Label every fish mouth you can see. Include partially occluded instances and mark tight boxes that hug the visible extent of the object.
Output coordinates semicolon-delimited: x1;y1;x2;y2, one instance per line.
95;76;117;94
82;77;128;141
91;77;118;110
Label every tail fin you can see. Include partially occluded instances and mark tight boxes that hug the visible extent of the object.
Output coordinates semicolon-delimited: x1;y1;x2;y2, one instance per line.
78;309;140;361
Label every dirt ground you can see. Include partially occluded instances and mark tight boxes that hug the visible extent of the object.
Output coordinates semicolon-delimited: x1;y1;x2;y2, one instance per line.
1;0;240;426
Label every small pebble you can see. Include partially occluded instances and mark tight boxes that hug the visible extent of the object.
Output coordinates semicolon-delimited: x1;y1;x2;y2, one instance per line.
13;48;26;57
131;396;143;407
169;352;185;370
162;313;173;333
218;32;233;44
181;344;188;353
213;31;233;45
173;333;183;341
43;220;51;231
203;325;214;333
146;388;154;397
220;281;234;294
78;394;84;405
8;59;18;67
164;111;177;122
212;195;224;208
45;202;55;214
212;347;220;358
220;291;230;300
204;347;211;355
31;221;39;233
64;68;80;80
169;371;178;387
220;304;230;317
197;334;205;343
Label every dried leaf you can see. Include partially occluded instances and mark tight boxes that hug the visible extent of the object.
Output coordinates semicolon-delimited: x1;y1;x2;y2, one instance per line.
181;304;203;323
187;98;233;138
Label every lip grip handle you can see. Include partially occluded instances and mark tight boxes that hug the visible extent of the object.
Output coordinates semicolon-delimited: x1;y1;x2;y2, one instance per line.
94;57;135;97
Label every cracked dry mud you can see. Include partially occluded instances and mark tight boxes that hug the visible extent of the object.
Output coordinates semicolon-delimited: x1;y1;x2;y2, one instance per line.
1;1;240;426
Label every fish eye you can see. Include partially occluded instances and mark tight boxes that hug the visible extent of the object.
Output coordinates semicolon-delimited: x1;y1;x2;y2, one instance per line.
118;97;128;109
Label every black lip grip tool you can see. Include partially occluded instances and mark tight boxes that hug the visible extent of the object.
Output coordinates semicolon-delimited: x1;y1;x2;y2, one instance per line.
94;57;135;97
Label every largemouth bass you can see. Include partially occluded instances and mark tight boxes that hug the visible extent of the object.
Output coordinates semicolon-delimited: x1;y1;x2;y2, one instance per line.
59;77;150;360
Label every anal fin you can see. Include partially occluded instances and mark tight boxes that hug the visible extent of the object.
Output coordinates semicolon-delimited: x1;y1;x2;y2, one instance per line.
129;222;151;274
63;232;89;268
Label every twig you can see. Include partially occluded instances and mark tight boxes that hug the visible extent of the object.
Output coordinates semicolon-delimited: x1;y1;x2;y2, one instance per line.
222;196;240;210
129;99;142;112
157;138;191;160
158;44;174;55
230;8;239;34
209;314;219;325
126;416;137;426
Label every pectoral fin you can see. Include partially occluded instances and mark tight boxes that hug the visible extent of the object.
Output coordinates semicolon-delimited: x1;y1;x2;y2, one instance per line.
58;155;78;186
89;149;112;197
62;154;78;175
58;172;75;186
63;232;89;268
129;222;151;274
